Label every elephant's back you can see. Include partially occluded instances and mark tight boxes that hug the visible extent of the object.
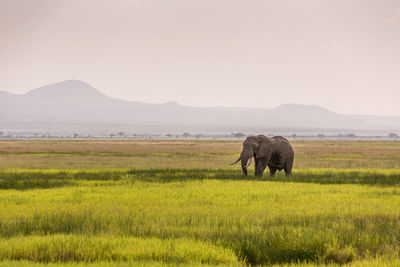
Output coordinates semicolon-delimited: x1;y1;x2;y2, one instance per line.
272;135;288;142
272;136;293;149
272;136;294;159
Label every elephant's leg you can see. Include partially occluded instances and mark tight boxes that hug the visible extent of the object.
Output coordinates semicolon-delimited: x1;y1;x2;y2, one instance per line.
242;166;248;176
257;158;268;177
254;158;260;176
284;161;293;176
255;158;265;177
269;166;277;177
254;157;258;176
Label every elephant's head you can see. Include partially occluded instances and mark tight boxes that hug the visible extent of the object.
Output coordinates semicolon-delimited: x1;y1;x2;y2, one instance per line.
230;135;274;176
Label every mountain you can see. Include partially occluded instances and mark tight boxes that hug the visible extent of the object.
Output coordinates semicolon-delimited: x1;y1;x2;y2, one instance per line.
1;80;399;130
22;80;111;105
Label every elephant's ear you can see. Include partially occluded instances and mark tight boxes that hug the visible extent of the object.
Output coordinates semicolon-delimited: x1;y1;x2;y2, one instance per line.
255;141;273;159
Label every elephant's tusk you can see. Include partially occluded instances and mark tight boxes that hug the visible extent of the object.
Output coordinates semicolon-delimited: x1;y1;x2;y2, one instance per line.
229;157;241;165
244;157;252;168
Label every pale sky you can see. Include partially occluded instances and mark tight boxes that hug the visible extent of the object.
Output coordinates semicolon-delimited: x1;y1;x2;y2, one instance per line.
1;0;399;116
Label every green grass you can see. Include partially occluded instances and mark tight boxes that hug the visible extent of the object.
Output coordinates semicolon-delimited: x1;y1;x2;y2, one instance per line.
0;261;240;267
2;259;400;267
1;174;400;265
1;168;400;190
1;140;400;266
0;235;238;265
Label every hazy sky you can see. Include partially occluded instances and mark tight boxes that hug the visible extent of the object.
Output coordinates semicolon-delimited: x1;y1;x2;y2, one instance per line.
1;0;399;116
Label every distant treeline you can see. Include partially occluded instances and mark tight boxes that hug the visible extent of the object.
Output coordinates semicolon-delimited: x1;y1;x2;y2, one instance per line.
0;131;399;140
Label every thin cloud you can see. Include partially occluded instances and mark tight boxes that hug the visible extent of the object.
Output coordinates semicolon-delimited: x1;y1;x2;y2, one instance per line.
331;42;346;49
384;7;400;24
384;17;398;24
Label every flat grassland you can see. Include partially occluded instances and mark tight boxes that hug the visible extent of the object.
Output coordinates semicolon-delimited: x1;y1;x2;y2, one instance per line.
1;140;400;266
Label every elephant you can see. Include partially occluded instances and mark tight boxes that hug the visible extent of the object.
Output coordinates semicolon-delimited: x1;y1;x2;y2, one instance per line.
230;135;294;177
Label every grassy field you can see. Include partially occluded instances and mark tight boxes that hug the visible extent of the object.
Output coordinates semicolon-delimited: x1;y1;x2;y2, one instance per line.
1;140;400;266
1;140;400;169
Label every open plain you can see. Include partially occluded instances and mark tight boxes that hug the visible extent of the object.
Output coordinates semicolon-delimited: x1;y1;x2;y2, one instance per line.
1;140;400;266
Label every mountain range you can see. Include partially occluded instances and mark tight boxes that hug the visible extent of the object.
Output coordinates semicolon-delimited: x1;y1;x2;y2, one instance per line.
1;80;399;130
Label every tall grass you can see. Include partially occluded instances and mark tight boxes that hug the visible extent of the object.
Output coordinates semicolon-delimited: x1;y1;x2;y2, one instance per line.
1;140;400;265
1;178;400;265
1;168;400;189
0;235;239;264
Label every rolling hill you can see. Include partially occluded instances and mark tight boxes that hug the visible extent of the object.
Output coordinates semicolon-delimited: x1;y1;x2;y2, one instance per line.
0;80;399;130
